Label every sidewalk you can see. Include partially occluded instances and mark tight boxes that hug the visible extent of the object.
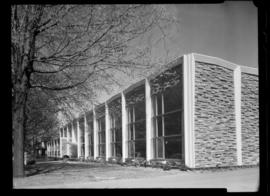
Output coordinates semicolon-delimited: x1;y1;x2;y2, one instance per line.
14;161;259;192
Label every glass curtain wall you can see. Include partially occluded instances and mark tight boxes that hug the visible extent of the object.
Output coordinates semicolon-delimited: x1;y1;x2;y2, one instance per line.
79;117;85;157
108;97;122;158
86;112;94;157
151;63;184;160
96;105;106;157
126;85;146;158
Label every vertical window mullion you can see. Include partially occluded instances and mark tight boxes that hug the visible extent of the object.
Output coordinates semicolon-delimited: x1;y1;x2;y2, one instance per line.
162;94;165;159
155;96;159;157
132;106;135;157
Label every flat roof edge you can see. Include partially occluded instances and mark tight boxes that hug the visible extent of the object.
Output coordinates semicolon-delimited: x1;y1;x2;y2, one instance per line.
191;53;258;76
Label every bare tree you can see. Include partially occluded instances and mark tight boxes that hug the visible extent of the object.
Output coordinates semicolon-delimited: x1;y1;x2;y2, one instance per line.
12;4;177;177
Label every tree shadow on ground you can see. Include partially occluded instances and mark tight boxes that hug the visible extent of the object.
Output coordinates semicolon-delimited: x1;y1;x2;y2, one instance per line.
25;161;118;177
25;162;71;177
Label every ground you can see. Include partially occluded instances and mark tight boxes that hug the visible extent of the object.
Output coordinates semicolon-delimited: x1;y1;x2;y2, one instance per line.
13;160;259;192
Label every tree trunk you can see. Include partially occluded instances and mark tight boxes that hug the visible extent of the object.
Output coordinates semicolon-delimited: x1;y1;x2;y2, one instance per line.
13;103;26;177
12;79;29;177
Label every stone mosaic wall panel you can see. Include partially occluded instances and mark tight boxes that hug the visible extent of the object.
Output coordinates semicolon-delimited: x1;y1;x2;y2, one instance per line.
194;61;237;167
241;73;259;165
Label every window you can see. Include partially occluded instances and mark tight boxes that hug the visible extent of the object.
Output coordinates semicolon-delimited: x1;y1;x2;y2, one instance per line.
127;101;146;158
110;114;122;157
88;119;94;157
97;116;106;157
79;118;85;157
152;82;183;160
67;124;72;142
64;127;67;137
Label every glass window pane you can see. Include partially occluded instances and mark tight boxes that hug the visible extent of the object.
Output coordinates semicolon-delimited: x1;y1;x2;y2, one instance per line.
128;141;135;157
90;121;94;134
157;94;162;115
111;144;115;157
157;116;163;137
128;125;133;140
135;120;146;139
90;134;93;145
99;144;106;157
165;136;182;159
101;117;105;131
90;144;93;156
164;111;182;136
116;142;122;157
164;83;182;113
152;118;157;137
101;131;106;143
128;107;133;123
135;101;145;121
98;132;101;143
111;129;115;142
115;128;122;142
152;138;156;158
135;140;146;158
157;138;163;158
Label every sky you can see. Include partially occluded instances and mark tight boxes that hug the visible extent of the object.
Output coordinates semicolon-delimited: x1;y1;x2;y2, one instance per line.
60;2;259;120
95;2;258;104
161;1;258;68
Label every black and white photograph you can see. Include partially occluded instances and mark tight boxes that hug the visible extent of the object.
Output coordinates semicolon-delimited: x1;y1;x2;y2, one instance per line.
11;2;263;192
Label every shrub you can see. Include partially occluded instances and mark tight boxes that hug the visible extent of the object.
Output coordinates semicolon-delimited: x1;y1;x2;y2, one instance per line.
27;160;36;165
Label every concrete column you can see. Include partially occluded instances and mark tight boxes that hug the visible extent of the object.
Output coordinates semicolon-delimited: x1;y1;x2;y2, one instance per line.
121;92;128;162
48;142;51;157
105;102;111;161
77;119;82;158
59;129;63;158
183;54;196;168
234;66;242;166
71;121;76;143
93;106;98;159
67;125;71;157
145;79;153;161
84;114;90;159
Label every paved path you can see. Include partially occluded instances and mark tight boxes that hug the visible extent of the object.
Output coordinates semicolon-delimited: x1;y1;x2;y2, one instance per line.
14;161;259;192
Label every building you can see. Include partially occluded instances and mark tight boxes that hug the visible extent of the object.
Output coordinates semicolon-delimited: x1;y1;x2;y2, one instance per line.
47;53;259;168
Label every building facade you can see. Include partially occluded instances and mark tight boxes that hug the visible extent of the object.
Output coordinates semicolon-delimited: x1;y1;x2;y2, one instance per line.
47;53;259;168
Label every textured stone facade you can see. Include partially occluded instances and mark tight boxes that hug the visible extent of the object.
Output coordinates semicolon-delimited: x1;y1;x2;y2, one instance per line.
241;73;259;165
194;61;237;167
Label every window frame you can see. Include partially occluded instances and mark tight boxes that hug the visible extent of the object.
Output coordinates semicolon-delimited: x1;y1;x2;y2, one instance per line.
97;116;106;157
152;88;183;160
109;113;122;157
127;102;146;158
88;119;94;157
